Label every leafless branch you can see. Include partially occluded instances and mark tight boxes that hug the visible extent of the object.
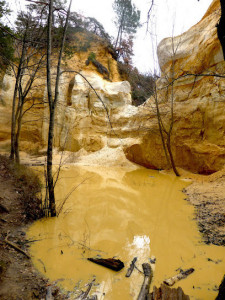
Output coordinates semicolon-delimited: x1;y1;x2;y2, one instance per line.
57;176;93;217
146;0;154;32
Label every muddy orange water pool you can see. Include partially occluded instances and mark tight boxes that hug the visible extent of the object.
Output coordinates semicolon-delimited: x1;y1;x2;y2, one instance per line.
27;165;225;299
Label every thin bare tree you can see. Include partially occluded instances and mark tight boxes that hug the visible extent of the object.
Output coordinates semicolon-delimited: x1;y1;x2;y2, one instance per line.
46;0;72;217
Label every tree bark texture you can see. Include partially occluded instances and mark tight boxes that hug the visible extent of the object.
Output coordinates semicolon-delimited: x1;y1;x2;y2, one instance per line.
149;284;190;300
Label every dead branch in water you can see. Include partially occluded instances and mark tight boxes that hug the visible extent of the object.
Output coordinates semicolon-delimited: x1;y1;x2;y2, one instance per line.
163;268;195;286
125;257;137;277
87;257;124;271
137;263;153;300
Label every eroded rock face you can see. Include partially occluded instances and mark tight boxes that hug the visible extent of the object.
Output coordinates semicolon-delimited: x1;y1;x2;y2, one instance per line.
0;66;140;155
1;0;225;174
125;0;225;174
53;71;136;153
0;38;131;155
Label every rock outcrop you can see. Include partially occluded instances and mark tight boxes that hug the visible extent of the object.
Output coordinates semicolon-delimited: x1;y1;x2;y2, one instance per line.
0;36;126;155
125;0;225;174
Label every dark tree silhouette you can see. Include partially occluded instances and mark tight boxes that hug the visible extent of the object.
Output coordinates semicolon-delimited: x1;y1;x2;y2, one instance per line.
217;0;225;59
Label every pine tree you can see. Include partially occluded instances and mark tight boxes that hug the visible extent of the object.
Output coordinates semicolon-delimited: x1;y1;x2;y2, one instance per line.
113;0;140;51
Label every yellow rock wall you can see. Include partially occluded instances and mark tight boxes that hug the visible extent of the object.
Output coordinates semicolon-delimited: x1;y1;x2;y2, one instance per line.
125;0;225;174
1;1;225;175
0;35;122;154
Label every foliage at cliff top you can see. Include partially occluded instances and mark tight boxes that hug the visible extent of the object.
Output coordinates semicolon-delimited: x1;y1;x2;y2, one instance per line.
0;0;155;105
0;1;14;69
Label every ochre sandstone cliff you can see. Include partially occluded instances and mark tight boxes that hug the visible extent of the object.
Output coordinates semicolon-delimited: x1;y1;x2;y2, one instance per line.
125;0;225;174
0;0;225;174
0;36;124;155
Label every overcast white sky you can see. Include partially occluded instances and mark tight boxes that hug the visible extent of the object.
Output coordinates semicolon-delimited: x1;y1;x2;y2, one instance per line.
10;0;213;73
71;0;212;73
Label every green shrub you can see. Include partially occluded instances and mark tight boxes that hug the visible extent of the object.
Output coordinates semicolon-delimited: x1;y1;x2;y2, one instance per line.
88;52;96;62
118;62;157;106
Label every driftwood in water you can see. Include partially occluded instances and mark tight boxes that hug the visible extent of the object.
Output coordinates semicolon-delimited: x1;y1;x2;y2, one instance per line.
216;275;225;300
163;268;194;286
126;257;137;277
149;284;190;300
137;263;152;300
87;258;124;271
78;279;95;300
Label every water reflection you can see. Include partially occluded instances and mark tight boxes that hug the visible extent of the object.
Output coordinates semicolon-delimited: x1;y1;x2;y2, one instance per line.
27;166;225;299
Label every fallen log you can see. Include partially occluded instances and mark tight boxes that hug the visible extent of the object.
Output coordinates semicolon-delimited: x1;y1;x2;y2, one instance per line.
126;257;137;277
149;283;190;300
4;238;31;259
87;258;124;271
163;268;194;286
137;263;152;300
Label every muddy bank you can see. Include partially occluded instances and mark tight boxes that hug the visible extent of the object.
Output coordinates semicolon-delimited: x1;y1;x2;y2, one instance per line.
183;169;225;246
0;155;52;299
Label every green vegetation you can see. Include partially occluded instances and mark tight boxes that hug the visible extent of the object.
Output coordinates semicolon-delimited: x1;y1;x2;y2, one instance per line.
0;1;14;68
88;52;96;62
65;12;113;54
118;62;157;106
113;0;141;51
86;52;109;78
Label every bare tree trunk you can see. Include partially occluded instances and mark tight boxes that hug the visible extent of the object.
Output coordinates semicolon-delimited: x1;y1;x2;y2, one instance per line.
15;83;25;164
46;0;72;217
15;102;23;164
10;81;18;160
10;37;26;160
14;73;24;164
114;23;122;50
154;79;180;176
46;0;56;217
166;134;180;177
47;109;56;216
167;48;180;177
114;9;125;50
154;85;170;167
